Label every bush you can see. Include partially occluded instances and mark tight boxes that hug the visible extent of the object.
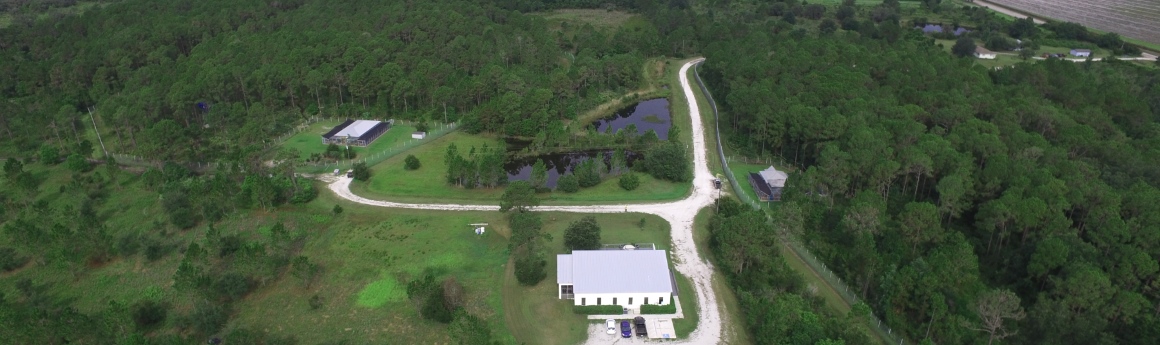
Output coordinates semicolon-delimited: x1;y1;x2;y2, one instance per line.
290;183;318;204
564;216;601;250
212;273;253;301
131;300;169;331
573;305;623;315
352;162;371;181
513;246;546;286
333;204;344;214
309;294;325;310
641;303;677;314
0;247;29;271
618;173;640;191
557;174;580;193
183;301;229;335
39;146;60;164
66;153;91;172
404;154;421;170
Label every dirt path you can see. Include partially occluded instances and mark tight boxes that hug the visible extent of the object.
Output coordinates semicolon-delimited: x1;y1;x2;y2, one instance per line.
972;0;1046;24
324;59;725;344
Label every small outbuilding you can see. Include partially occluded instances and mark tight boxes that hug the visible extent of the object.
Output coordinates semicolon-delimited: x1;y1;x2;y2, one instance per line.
974;46;997;59
411;131;427;140
1070;49;1092;57
748;166;787;202
321;119;390;146
557;250;675;311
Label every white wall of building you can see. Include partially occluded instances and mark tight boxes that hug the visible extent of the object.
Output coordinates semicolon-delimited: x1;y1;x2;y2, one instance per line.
571;292;672;309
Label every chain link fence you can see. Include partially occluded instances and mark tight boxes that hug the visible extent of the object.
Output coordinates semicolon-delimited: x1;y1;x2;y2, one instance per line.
297;122;457;174
692;62;907;345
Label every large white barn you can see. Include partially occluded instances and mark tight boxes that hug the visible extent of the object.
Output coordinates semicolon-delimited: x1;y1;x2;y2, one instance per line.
557;250;675;311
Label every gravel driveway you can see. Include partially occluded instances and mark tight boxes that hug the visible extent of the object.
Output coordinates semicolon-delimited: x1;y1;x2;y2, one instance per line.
325;59;726;344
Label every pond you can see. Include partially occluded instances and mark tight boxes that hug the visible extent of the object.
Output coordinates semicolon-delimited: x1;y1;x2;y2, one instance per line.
505;150;641;188
592;98;671;140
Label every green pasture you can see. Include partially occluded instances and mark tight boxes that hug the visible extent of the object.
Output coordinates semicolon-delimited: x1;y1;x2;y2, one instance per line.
534;8;636;30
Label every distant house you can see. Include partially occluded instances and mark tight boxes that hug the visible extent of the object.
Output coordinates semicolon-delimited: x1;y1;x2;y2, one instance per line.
411;132;427;140
557;250;675;311
747;166;787;202
974;46;997;59
1070;49;1092;57
321;119;391;146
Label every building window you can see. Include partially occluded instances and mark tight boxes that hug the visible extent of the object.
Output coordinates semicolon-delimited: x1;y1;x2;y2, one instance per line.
597;298;602;305
659;297;665;304
613;298;617;305
644;297;649;305
581;298;586;305
629;297;633;305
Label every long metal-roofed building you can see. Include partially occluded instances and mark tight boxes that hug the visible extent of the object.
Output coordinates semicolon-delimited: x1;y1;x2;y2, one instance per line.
556;249;675;311
321;119;391;146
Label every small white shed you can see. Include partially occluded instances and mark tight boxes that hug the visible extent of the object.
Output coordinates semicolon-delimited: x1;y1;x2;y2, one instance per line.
411;132;427;139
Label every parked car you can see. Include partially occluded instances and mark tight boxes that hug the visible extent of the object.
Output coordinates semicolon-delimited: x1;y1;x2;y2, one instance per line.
620;320;632;338
605;319;616;335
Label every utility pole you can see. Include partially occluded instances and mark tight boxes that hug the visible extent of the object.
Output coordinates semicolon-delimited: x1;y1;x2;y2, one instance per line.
87;107;108;156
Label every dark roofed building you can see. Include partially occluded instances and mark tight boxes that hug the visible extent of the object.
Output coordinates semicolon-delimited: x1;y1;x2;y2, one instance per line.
748;166;787;201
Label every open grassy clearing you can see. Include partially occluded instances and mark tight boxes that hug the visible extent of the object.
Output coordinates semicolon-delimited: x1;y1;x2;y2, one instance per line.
279;120;418;160
503;211;702;345
534;8;636;31
0;163;522;344
229;193;516;344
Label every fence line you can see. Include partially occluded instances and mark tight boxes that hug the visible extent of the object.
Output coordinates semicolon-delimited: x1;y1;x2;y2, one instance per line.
692;62;907;345
297;122;457;173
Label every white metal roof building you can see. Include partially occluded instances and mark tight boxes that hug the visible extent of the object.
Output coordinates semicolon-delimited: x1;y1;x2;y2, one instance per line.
557;250;675;310
321;119;391;146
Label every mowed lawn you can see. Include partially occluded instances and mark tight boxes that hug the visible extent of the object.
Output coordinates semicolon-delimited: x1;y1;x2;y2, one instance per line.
503;212;700;345
726;161;775;205
353;131;691;205
280;120;417;160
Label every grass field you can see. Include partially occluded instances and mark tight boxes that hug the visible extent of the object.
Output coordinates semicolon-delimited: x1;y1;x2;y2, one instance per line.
534;8;637;31
503;211;701;345
280;120;418;160
0;162;531;343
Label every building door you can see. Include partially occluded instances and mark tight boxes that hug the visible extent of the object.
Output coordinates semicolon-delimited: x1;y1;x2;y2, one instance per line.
581;298;586;305
659;297;664;304
644;297;649;304
629;297;633;305
597;298;601;305
613;298;617;305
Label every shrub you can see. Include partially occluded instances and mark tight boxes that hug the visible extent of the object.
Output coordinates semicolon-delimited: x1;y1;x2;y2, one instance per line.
557;174;580;193
309;294;325;310
0;247;29;271
641;303;677;314
184;301;229;335
404;154;421;170
573;305;623;315
513;245;546;286
619;173;640;191
564;216;601;250
39;146;60;164
290;183;318;204
66;153;91;172
213;273;253;301
333;204;344;214
352;162;371;181
131;300;169;331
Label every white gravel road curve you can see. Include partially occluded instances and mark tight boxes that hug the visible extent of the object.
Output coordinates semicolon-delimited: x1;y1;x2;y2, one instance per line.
326;59;724;344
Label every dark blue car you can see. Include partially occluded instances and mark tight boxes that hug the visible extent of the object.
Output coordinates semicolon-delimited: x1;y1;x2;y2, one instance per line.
620;320;631;338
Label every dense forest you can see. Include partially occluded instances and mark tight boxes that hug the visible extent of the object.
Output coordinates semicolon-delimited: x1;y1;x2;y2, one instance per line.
5;0;1160;344
702;1;1160;344
0;0;673;163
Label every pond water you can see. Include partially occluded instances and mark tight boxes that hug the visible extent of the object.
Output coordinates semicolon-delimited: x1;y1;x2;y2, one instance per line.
505;150;640;188
592;98;671;140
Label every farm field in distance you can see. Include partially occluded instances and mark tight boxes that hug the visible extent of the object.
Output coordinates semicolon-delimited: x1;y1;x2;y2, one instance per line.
986;0;1160;47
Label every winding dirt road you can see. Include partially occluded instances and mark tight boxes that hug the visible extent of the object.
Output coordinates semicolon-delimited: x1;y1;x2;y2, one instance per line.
325;59;725;344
